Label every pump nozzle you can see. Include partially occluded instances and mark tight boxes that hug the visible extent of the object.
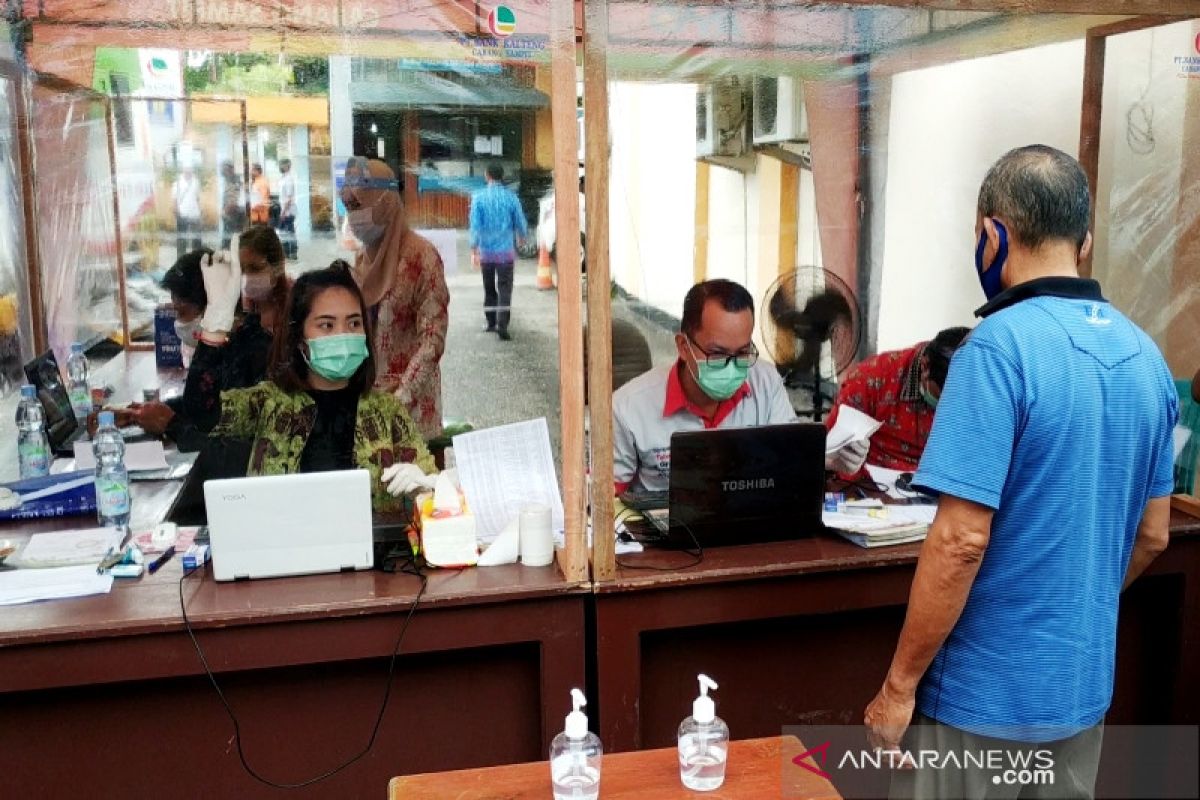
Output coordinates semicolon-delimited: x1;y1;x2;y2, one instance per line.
565;688;589;739
692;673;719;724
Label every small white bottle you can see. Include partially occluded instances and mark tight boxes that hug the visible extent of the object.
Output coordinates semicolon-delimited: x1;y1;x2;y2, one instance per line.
678;673;729;791
549;688;602;800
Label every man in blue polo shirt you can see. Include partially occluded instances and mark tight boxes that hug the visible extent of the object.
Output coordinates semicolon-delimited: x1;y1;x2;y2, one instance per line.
865;145;1177;798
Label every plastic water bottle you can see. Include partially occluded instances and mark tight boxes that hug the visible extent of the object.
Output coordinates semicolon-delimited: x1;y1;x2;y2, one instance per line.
17;384;50;479
93;411;130;528
66;341;91;421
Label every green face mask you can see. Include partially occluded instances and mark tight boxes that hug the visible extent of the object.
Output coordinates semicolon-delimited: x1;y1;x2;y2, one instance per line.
306;333;368;381
688;341;750;401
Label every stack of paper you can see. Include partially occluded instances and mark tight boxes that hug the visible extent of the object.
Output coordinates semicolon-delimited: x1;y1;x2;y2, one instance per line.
0;566;114;605
823;504;936;548
9;527;124;568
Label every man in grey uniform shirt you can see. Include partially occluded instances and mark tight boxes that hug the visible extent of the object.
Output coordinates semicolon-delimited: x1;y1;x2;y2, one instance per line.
613;279;867;494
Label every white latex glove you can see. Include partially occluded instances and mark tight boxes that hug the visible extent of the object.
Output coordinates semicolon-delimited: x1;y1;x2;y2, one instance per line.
381;463;438;497
825;437;870;475
200;234;243;334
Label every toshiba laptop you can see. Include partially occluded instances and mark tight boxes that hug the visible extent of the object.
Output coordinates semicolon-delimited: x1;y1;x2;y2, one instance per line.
648;423;827;548
204;469;373;581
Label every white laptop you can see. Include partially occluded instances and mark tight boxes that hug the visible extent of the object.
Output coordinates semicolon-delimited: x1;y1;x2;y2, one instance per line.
203;470;374;581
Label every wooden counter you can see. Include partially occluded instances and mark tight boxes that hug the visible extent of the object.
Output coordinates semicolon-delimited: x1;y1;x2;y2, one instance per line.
0;352;592;798
594;515;1200;753
388;735;842;799
0;545;589;798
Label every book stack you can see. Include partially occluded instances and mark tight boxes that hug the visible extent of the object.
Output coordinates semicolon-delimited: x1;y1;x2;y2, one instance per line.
822;502;936;548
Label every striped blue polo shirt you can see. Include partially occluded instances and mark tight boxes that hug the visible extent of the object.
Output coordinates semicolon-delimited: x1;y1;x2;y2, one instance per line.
914;277;1177;741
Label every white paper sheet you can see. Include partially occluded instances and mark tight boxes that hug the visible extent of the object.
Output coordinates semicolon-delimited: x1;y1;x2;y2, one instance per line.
12;527;124;568
826;405;883;454
865;464;925;500
453;419;565;544
0;565;114;605
73;440;169;472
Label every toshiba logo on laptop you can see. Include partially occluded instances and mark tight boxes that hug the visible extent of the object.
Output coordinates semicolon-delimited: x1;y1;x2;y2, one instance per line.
221;494;247;502
721;478;775;491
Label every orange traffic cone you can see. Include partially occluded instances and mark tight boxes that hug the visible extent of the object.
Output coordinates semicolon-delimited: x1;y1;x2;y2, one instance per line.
536;245;555;290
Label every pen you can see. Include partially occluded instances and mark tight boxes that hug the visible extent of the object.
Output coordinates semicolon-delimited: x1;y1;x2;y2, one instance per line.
148;546;176;575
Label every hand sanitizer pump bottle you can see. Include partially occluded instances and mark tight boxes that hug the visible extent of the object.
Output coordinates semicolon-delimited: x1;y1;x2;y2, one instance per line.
549;688;602;800
678;673;729;791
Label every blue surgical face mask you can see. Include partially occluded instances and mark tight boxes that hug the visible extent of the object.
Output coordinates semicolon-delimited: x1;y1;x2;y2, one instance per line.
974;219;1009;301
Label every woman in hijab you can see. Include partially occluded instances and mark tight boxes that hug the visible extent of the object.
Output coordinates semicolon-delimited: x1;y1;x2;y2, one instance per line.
342;157;449;442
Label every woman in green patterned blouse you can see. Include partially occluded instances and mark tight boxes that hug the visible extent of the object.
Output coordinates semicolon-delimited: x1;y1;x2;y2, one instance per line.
210;261;437;513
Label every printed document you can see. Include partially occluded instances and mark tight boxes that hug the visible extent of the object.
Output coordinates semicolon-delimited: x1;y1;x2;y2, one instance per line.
453;418;565;544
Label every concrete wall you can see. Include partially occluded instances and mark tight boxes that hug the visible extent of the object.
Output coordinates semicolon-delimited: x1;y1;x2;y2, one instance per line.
873;39;1085;351
608;81;696;318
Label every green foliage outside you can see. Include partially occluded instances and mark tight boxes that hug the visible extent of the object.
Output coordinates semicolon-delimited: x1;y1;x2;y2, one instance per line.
184;54;329;97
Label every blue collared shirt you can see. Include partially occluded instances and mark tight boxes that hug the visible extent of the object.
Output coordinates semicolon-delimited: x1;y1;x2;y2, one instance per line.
469;183;528;263
914;277;1177;741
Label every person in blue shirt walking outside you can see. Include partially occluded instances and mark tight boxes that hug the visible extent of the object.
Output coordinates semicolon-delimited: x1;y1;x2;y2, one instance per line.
469;164;528;341
865;145;1177;799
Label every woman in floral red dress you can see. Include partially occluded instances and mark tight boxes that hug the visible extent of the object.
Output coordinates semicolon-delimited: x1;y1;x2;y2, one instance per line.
342;157;449;441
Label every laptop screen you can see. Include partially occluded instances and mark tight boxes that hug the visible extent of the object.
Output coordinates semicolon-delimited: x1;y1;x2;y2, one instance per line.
23;351;78;450
666;422;827;545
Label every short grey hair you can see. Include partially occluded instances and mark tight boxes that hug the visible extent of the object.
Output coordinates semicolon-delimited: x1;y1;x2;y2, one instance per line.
977;145;1090;250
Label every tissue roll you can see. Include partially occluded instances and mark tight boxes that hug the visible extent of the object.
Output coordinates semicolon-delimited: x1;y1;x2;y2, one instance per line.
519;504;554;567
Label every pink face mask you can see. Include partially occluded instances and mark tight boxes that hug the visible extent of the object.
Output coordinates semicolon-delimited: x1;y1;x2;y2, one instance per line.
242;273;275;301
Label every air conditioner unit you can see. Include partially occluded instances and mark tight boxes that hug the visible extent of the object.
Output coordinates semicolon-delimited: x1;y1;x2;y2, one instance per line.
752;75;808;145
697;76;750;159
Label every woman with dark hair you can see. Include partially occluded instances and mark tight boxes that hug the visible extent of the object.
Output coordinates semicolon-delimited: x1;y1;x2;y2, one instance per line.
209;261;436;512
236;224;290;333
123;247;273;451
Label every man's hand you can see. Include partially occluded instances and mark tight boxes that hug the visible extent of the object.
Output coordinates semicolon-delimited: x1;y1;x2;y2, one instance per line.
826;438;870;474
130;401;176;436
471;249;481;270
864;678;916;755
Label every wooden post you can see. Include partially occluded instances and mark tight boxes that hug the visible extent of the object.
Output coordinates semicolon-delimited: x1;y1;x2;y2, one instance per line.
584;0;615;581
1077;31;1104;280
693;161;710;284
104;98;131;350
551;0;589;585
8;65;47;356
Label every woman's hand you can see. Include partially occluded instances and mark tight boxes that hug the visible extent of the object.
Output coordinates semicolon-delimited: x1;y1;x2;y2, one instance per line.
200;235;243;334
87;407;136;437
129;401;176;436
381;463;438;496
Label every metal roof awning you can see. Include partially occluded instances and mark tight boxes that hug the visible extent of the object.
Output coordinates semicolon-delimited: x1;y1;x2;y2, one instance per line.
350;74;549;110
